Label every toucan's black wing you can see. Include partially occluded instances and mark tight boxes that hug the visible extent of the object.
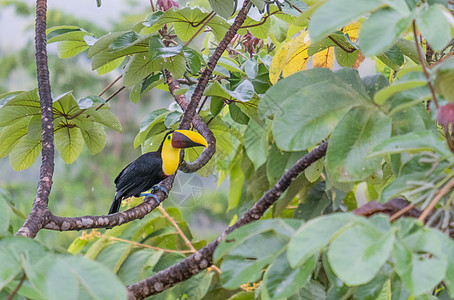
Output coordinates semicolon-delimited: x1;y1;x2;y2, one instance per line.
109;152;164;214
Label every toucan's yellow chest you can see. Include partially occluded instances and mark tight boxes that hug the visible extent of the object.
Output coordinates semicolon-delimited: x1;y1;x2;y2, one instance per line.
161;140;181;176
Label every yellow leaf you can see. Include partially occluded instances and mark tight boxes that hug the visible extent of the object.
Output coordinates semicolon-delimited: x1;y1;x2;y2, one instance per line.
313;47;335;69
342;22;361;41
269;31;311;84
269;39;294;84
282;32;311;78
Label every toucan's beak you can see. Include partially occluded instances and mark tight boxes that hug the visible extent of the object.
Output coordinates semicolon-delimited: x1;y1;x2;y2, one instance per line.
172;130;208;149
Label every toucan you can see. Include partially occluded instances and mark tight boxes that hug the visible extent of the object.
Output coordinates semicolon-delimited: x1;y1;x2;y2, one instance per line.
108;130;208;214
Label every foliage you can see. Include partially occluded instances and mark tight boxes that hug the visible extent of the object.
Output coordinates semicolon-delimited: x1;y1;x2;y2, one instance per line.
3;0;454;299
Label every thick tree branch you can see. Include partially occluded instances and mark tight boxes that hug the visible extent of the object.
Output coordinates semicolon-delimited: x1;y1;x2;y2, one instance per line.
165;70;216;172
126;141;328;299
42;176;175;231
179;0;251;129
16;0;55;238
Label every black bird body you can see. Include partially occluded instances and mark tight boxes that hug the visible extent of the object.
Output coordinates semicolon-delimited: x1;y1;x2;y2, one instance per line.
109;152;166;214
108;130;207;214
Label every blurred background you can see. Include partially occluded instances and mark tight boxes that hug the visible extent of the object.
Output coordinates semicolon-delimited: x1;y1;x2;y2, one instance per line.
0;0;230;249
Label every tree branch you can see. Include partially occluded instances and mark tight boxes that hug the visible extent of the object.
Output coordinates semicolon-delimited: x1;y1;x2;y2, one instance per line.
16;0;55;238
126;141;328;299
179;0;251;130
164;70;216;173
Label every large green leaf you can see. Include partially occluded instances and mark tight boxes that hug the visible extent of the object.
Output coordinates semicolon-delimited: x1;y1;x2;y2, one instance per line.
26;255;127;300
287;213;359;268
156;7;229;42
55;125;84;164
327;106;391;182
263;252;317;300
0;117;30;158
374;80;427;105
369;130;450;158
359;7;412;57
308;0;385;42
0;196;10;235
134;108;169;148
80;123;107;155
244;120;268;170
273;82;366;151
416;5;452;51
123;53;162;87
9;135;42;171
0;89;40;127
259;68;336;118
328;222;394;285
394;228;447;296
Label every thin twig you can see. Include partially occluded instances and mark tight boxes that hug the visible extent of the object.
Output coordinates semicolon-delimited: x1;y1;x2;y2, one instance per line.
418;178;454;222
158;206;196;252
428;51;454;69
108;236;194;254
412;20;439;109
184;11;216;47
95;86;126;111
98;74;123;97
389;203;415;221
197;96;209;114
7;271;26;300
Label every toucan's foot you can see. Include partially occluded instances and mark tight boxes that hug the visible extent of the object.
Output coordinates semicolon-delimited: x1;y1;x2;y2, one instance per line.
140;193;161;205
152;185;169;197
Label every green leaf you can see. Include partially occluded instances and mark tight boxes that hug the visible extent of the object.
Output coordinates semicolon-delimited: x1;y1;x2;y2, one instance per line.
362;74;389;99
0;117;30;158
328;223;394;285
396;38;420;64
335;47;359;68
267;143;306;185
416;5;452;51
216;220;299;289
9;135;42;171
95;107;122;133
394;229;447;296
57;41;89;58
244;120;268;170
308;0;385;42
208;0;236;19
0;89;40;127
77;95;106;109
210;97;224;117
264;252;317;299
88;31;129;58
134;108;169;148
28;255;127;300
288;213;359;268
272;82;366;151
304;159;324;183
176;270;214;299
326;106;391;182
164;52;186;79
148;35;183;60
377;45;405;71
359;7;412;57
55;125;84;164
123;53;162;87
80;123;107;155
229;103;249;125
156;7;229;42
374;80;426;105
109;31;141;51
0;249;22;291
0;196;11;235
369;130;450;158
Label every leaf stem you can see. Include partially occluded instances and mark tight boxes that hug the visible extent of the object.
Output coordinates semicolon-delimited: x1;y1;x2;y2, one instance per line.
418;178;454;222
412;20;439;109
7;271;26;300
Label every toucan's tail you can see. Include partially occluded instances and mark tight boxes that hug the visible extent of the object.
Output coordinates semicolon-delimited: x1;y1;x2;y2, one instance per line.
108;193;121;214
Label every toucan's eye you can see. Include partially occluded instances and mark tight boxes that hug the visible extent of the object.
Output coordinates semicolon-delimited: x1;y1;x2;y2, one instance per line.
167;136;171;140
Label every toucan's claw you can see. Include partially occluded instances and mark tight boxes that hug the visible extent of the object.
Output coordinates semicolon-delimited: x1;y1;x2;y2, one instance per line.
140;193;161;205
152;185;169;197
